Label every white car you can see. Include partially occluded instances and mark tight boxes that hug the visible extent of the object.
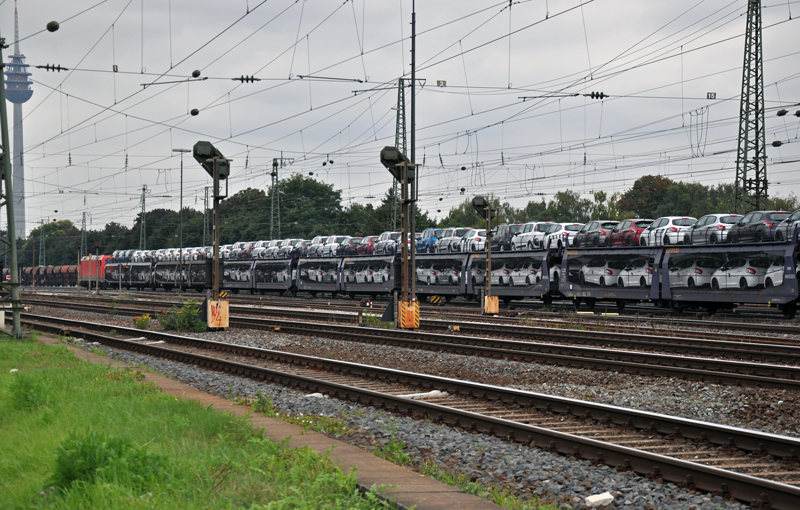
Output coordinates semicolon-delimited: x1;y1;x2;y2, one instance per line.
617;258;653;288
515;222;554;250
251;240;271;259
579;258;627;287
416;263;439;285
460;229;487;252
711;257;770;290
322;235;351;257
307;236;327;257
470;265;486;286
543;223;584;249
355;266;374;284
375;231;401;255
491;263;512;286
435;227;470;253
507;261;541;286
762;256;785;288
684;214;742;245
668;257;723;289
639;216;697;246
437;265;461;285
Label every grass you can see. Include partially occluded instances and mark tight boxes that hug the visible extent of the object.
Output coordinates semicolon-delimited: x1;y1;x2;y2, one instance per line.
363;311;394;329
418;461;562;510
157;299;206;332
0;337;391;509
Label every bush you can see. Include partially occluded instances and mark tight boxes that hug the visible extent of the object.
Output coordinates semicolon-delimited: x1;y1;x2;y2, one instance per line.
9;372;48;411
158;300;205;332
133;314;151;330
49;431;168;491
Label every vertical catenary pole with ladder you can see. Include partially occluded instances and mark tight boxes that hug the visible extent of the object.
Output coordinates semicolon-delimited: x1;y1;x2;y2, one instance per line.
410;0;417;304
173;148;190;292
0;28;24;336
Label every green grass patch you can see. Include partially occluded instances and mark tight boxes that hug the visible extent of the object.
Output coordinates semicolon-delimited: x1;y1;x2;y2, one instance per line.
0;338;390;509
157;299;206;332
418;461;562;510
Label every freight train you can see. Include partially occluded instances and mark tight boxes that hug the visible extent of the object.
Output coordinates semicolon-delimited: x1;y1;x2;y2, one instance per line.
15;236;800;318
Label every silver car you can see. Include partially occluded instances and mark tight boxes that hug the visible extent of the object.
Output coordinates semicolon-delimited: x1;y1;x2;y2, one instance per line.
684;214;742;245
668;257;722;288
435;227;470;253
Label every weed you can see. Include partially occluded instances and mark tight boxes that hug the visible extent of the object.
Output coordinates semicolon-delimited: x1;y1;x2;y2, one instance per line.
373;425;410;466
59;335;76;343
108;299;117;316
49;431;168;491
251;390;277;416
158;299;205;332
107;329;117;336
364;311;393;329
518;317;538;328
9;371;49;411
134;314;151;330
284;413;352;436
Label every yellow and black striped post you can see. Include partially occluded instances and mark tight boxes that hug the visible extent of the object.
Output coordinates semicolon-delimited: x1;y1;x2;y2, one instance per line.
399;300;420;329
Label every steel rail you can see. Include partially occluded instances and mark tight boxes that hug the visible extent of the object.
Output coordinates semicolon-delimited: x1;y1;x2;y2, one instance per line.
21;313;800;510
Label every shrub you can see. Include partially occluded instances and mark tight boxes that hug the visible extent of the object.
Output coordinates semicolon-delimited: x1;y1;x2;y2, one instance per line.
134;314;151;330
9;372;48;411
158;300;205;332
108;299;117;316
49;431;168;491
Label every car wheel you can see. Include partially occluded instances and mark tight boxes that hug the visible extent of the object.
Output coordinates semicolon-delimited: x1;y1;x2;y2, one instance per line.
730;234;738;243
599;277;606;287
605;238;611;247
618;277;624;288
712;279;720;290
499;244;505;252
579;272;586;284
510;278;516;287
739;277;748;289
663;235;670;245
426;277;431;285
776;231;784;242
640;238;647;247
557;241;563;249
755;233;764;243
684;235;691;245
592;239;599;247
688;278;695;288
710;234;717;244
528;242;533;250
625;237;632;246
526;276;531;285
639;276;647;288
765;278;773;288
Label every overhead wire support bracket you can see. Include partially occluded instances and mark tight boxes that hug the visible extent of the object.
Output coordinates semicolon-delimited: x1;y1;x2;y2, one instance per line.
352;78;425;96
297;75;363;83
519;93;579;100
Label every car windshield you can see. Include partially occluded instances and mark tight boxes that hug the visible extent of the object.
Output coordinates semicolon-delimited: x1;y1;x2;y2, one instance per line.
433;229;443;237
455;228;470;237
600;222;618;228
390;233;401;240
535;224;551;232
476;230;486;236
608;260;628;270
335;236;347;243
767;212;790;221
508;225;523;233
565;224;582;231
719;216;740;224
673;219;696;226
697;258;722;269
635;220;653;228
749;257;772;268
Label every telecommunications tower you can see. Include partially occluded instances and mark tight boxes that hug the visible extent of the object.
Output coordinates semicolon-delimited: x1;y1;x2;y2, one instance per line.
4;0;32;237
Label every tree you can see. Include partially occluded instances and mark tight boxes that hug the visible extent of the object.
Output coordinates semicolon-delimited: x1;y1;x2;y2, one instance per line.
617;175;675;218
277;174;342;238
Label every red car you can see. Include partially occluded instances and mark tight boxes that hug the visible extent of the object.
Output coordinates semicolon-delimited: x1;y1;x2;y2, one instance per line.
608;219;654;247
357;235;380;255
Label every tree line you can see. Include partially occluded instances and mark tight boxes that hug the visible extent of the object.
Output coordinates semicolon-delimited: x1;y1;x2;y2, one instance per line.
15;174;798;267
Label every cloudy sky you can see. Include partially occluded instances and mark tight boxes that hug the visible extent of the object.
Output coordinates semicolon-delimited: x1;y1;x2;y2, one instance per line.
4;0;800;236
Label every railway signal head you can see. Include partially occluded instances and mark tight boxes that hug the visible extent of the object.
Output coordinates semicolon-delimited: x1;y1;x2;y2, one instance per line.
193;141;229;179
379;146;414;182
472;196;496;219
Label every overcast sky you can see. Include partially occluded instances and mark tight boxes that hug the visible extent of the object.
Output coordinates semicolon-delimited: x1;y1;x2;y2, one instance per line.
4;0;799;237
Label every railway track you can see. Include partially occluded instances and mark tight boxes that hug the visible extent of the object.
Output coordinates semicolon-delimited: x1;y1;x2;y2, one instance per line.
23;297;800;385
21;312;800;509
24;293;800;343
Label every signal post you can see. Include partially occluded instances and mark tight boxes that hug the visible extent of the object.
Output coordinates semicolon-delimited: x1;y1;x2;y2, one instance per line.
193;141;230;329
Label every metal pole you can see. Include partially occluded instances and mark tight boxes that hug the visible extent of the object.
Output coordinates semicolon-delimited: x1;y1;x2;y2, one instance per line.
212;158;221;301
486;208;492;298
400;162;409;304
410;0;417;302
173;148;190;292
0;33;23;336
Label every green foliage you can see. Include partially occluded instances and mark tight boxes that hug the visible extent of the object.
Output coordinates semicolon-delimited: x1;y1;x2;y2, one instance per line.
251;390;278;416
158;299;206;332
364;312;393;329
373;425;410;466
107;299;117;316
133;314;151;329
9;372;49;411
0;339;389;509
617;175;675;218
49;431;168;491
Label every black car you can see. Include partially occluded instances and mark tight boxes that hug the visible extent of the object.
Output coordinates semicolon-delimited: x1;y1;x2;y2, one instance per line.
491;223;523;251
728;210;790;243
573;220;619;247
291;240;313;258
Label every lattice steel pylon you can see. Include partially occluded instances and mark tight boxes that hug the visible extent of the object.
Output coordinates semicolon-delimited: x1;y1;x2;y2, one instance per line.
271;159;280;239
37;219;46;266
392;79;408;230
139;185;148;250
80;211;90;258
734;0;767;213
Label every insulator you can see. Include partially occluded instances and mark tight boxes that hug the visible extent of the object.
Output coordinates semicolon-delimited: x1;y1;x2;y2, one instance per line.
777;109;788;117
192;70;201;78
772;140;783;147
